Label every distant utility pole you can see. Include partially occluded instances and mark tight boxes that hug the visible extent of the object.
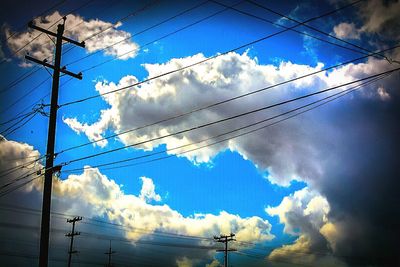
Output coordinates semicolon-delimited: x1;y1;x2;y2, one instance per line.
25;17;85;267
214;233;236;267
105;240;116;267
66;216;82;267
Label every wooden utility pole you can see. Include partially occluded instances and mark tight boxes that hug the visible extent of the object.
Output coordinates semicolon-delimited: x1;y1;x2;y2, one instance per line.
66;216;82;267
214;233;236;267
25;17;85;267
105;240;116;267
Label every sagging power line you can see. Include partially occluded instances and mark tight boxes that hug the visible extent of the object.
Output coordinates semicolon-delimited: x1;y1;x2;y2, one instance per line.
0;66;395;192
59;0;363;107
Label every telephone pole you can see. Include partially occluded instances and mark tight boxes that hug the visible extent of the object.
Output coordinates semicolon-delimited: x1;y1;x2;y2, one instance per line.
25;18;85;267
105;240;116;267
214;233;236;267
66;216;82;267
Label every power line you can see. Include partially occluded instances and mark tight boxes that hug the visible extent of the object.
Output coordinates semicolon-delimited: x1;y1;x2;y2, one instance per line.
0;110;37;126
0;204;216;243
0;1;156;109
54;45;399;158
1;46;396;182
0;204;373;264
59;0;362;107
77;0;242;73
235;250;314;267
61;71;390;173
0;0;115;95
0;66;41;95
57;67;400;167
63;0;210;66
61;0;160;57
0;218;219;251
212;0;388;60
0;77;76;180
1;0;96;65
0;91;50;127
0;175;42;198
0;110;37;135
245;0;393;62
1;0;67;43
1;49;396;182
1;111;38;138
0;77;50;114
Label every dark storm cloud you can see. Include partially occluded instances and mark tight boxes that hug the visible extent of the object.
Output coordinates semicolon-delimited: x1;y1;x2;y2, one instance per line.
317;88;400;266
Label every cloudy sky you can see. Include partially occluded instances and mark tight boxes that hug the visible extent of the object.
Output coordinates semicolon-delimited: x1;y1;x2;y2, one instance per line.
0;0;399;266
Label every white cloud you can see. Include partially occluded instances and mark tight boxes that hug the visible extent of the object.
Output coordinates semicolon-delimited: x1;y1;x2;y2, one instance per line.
333;22;360;40
0;137;43;190
5;11;139;65
377;86;390;101
0;137;273;264
0;138;273;243
63;51;395;187
63;109;115;148
266;188;345;266
17;159;273;243
139;176;161;203
47;167;273;242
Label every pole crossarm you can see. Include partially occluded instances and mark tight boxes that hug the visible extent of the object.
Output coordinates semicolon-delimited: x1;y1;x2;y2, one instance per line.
25;55;82;79
28;20;85;48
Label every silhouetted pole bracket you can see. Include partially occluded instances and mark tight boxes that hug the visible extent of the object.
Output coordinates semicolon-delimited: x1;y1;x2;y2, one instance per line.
25;19;85;267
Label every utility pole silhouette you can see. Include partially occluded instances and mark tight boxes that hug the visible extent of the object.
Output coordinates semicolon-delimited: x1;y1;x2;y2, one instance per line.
66;216;82;267
214;233;236;267
25;17;85;267
105;240;116;267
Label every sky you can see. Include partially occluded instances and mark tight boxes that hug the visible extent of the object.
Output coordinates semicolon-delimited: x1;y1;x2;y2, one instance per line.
0;0;399;266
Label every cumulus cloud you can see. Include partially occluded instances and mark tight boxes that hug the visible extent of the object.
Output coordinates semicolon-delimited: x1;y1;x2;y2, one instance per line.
333;22;360;40
0;138;273;243
332;0;400;42
63;51;395;186
4;11;139;65
0;137;273;265
63;109;115;148
59;46;400;264
139;176;161;202
45;168;273;242
266;188;346;266
0;137;43;190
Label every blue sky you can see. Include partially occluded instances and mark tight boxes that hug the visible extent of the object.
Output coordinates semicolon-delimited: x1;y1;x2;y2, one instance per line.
1;0;400;266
